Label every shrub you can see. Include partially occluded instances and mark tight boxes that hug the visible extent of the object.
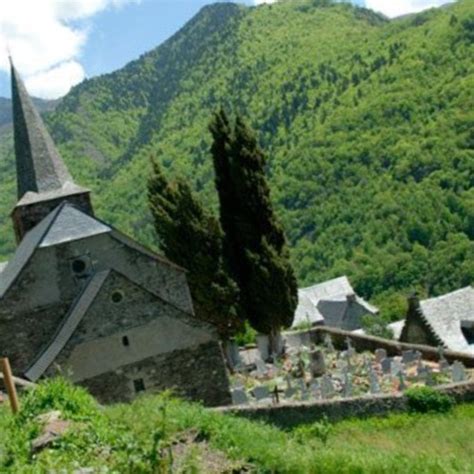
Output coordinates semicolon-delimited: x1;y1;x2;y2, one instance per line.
405;386;454;414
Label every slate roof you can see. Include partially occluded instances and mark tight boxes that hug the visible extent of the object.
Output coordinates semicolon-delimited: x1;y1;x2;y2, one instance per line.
10;60;89;202
0;203;110;298
292;276;378;328
25;270;110;382
387;320;405;340
419;287;474;354
0;262;8;275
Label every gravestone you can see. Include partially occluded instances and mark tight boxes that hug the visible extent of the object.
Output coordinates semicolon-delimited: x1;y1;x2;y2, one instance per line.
381;358;392;375
284;376;297;399
375;348;387;364
257;335;270;361
343;370;353;398
310;381;321;400
369;369;380;394
224;340;243;369
402;350;417;364
231;389;248;405
452;361;466;383
345;337;356;357
321;375;335;399
391;359;403;377
397;372;407;391
255;359;268;376
253;385;270;401
309;350;326;377
324;334;335;352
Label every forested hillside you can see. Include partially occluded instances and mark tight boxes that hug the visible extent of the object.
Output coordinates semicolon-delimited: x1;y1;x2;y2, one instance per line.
0;0;472;318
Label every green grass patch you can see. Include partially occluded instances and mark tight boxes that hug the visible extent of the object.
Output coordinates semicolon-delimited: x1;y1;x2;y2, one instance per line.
0;379;473;472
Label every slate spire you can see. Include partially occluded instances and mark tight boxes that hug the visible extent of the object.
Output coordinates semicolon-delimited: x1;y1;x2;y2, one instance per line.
9;59;93;243
10;59;74;199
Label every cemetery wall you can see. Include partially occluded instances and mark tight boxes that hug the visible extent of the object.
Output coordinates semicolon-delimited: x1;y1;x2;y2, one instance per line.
300;327;474;368
219;381;474;428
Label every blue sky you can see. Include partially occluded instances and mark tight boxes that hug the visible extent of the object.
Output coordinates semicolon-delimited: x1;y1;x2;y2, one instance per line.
0;0;455;99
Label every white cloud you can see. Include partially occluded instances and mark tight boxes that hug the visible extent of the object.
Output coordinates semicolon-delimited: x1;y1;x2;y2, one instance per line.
25;61;86;99
0;0;139;99
363;0;455;18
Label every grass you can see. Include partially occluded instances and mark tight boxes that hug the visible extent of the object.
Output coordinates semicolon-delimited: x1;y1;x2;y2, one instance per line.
0;379;473;473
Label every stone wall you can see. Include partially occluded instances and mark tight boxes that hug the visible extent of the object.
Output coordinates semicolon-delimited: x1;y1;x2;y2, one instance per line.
218;381;474;428
294;326;474;368
80;340;231;407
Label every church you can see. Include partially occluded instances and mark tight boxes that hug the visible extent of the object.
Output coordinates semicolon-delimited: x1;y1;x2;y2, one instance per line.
0;62;231;406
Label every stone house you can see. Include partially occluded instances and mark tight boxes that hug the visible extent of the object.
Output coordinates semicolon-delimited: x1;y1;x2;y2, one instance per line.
292;276;379;330
0;62;231;406
400;287;474;355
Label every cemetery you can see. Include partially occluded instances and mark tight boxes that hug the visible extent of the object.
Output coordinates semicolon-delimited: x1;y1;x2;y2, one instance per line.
226;328;474;418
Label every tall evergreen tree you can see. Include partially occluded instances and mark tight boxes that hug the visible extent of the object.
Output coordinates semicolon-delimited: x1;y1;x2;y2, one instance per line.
210;109;298;337
147;158;241;339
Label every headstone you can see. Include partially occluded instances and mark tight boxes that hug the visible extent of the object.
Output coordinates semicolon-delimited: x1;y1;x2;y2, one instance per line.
257;334;270;361
369;369;380;394
309;350;326;377
284;387;297;399
343;370;353;398
402;350;417;364
224;340;243;369
231;389;249;405
381;358;392;375
439;359;450;373
253;385;270;401
451;361;466;383
375;348;387;364
255;359;268;376
321;375;335;399
324;334;335;352
391;359;403;377
397;372;407;391
414;350;423;363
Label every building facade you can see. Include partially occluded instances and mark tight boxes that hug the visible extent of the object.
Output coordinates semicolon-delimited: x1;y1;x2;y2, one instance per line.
0;63;231;406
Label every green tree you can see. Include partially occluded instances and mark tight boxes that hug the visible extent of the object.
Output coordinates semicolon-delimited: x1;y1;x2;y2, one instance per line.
210;109;298;340
147;158;241;339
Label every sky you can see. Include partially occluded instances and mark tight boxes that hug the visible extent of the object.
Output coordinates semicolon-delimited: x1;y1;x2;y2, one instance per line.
0;0;456;99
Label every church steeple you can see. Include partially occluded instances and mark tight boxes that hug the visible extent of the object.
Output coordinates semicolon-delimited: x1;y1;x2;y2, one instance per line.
11;60;75;199
10;60;93;243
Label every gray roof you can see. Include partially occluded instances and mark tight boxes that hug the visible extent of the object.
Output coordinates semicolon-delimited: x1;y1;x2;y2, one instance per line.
0;262;8;275
292;276;378;328
0;203;110;298
420;287;474;354
25;270;110;381
10;61;88;201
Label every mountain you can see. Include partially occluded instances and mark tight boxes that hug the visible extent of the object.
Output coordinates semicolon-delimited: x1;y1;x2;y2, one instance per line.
0;0;472;318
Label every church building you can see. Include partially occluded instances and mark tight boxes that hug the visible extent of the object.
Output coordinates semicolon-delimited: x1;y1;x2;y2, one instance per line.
0;63;231;406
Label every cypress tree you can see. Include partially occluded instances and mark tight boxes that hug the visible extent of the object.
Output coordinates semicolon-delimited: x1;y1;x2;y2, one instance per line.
210;110;298;338
147;158;241;339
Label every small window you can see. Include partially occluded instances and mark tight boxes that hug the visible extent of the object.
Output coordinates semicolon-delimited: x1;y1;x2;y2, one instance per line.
122;336;130;347
111;290;124;304
71;258;87;274
133;378;145;393
461;321;474;345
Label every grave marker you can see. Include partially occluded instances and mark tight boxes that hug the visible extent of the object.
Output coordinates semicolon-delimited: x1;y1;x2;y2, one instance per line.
375;349;387;364
231;389;248;405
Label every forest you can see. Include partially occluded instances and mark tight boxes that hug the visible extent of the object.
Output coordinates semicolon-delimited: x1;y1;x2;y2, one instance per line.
0;0;472;321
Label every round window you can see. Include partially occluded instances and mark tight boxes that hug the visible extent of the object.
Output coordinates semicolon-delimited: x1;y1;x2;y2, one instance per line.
111;290;124;304
72;259;87;274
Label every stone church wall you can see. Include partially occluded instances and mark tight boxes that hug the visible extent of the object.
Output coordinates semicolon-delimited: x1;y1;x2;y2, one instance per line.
79;340;231;407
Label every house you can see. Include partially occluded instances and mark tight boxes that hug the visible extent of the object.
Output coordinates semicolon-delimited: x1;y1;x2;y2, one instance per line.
0;62;231;406
291;276;378;330
400;287;474;355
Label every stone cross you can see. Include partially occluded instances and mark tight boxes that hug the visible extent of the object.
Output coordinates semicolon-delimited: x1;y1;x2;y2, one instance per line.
345;337;356;357
324;334;335;352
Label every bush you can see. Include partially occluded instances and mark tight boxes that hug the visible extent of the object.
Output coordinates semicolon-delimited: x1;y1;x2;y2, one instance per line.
405;386;454;414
